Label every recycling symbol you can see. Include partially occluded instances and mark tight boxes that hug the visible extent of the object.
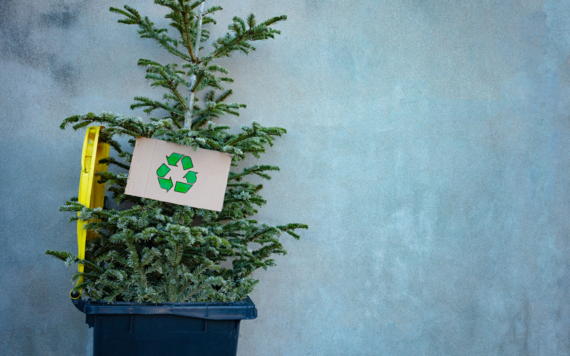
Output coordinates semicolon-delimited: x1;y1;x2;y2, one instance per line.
156;153;197;193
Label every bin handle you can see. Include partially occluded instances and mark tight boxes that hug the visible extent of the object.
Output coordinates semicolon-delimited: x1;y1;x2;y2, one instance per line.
71;295;85;313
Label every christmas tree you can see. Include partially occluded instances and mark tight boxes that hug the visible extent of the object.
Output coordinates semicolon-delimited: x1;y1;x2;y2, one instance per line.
46;0;307;303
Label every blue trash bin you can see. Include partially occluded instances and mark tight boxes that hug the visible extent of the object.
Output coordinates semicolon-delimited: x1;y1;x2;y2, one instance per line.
72;296;257;356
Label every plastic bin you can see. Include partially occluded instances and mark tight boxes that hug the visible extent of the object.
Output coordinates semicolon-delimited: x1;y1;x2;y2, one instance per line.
72;297;257;356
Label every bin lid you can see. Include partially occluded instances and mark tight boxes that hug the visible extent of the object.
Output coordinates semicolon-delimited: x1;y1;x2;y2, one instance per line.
72;126;109;299
72;296;257;320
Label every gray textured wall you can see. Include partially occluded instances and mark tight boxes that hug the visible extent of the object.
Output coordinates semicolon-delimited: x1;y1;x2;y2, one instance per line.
1;0;570;355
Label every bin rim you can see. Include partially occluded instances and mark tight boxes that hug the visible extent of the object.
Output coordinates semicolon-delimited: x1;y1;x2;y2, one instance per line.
72;295;257;320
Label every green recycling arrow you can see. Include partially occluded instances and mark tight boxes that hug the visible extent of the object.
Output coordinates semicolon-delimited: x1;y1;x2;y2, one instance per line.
157;164;170;177
174;182;192;193
181;156;193;170
184;171;197;184
167;153;184;166
156;152;197;194
158;177;173;192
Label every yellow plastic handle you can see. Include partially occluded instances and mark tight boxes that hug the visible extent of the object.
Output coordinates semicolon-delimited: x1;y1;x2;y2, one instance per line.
81;129;96;174
72;126;110;299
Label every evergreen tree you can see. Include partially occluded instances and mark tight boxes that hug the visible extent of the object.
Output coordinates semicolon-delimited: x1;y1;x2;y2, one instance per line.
46;0;307;303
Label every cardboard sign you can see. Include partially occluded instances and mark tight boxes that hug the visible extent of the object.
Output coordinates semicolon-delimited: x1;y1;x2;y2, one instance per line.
125;138;232;211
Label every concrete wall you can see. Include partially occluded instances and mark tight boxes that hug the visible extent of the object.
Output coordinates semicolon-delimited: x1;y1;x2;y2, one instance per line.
2;0;570;355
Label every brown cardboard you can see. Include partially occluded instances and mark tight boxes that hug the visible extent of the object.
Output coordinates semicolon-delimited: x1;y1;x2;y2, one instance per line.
125;137;232;211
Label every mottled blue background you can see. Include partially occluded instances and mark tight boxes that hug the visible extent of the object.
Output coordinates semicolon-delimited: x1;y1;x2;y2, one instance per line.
1;0;570;355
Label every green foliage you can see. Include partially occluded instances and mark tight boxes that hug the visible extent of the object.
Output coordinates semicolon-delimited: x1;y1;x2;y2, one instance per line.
47;0;306;303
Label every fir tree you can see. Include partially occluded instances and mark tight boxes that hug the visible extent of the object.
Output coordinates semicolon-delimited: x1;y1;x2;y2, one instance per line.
46;0;307;303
